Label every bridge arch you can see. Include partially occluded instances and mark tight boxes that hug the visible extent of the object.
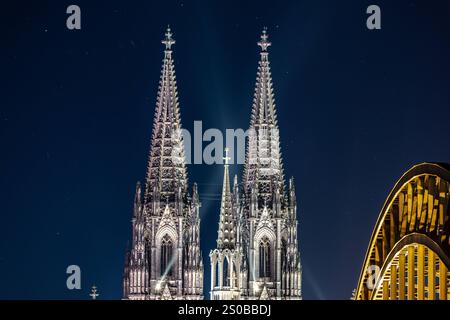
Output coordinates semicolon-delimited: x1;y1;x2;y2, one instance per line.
355;163;450;300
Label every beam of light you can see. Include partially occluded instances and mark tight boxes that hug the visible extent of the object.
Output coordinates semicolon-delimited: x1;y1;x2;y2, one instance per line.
197;173;223;219
251;267;259;294
302;264;325;300
157;254;178;290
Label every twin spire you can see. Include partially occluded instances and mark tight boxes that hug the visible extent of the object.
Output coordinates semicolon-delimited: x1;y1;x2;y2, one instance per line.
124;26;301;300
244;27;285;204
144;26;187;203
147;25;284;206
216;27;286;247
210;28;302;300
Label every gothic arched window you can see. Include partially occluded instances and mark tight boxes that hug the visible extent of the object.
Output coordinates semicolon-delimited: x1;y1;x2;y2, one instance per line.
281;239;287;271
215;260;220;288
161;235;173;277
259;237;271;278
223;257;230;287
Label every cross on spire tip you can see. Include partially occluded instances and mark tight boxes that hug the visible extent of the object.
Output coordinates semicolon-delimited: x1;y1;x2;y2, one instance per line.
162;25;175;50
223;147;231;165
258;27;271;52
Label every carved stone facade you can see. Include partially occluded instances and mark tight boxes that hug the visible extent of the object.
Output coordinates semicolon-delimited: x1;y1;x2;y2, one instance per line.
210;30;302;300
123;27;203;300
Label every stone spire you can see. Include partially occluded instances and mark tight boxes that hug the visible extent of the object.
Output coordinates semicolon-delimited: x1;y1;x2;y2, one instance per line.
123;27;203;300
236;30;302;300
243;28;285;205
217;148;235;249
144;26;187;205
210;151;243;300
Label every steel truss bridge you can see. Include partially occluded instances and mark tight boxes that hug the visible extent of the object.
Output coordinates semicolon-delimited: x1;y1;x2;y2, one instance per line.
355;163;450;300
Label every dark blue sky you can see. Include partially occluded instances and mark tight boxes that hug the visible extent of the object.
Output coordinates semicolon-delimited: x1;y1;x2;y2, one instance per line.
1;0;450;299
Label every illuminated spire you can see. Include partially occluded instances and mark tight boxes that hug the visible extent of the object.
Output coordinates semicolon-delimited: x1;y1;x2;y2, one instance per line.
123;26;203;301
210;30;302;300
243;28;285;202
144;27;187;203
217;148;235;249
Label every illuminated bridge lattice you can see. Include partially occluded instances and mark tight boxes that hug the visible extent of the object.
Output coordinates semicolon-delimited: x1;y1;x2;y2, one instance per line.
356;163;450;300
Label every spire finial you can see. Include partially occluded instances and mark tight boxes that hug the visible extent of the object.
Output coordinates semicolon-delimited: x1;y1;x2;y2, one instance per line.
89;285;99;300
162;25;175;50
223;147;231;165
257;27;271;52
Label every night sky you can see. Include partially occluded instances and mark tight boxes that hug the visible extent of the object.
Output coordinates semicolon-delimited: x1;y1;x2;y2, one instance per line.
2;0;450;300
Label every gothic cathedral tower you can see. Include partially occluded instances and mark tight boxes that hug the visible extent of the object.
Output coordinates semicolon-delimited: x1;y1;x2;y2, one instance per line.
210;29;302;300
123;27;204;300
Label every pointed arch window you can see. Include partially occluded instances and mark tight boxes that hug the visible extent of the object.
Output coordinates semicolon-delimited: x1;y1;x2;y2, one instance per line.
281;239;287;271
161;235;173;277
215;260;220;288
223;257;230;287
214;261;220;287
259;237;271;278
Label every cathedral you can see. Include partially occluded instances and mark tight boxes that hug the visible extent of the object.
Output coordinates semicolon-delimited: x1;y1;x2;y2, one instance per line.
209;29;302;300
122;27;204;300
123;27;301;300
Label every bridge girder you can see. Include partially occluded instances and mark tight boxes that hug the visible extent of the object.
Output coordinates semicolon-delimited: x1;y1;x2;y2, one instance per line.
355;163;450;300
